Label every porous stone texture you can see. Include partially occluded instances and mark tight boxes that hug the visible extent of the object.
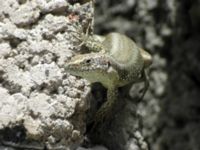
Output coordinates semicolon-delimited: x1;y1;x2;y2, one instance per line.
0;0;93;149
95;0;200;150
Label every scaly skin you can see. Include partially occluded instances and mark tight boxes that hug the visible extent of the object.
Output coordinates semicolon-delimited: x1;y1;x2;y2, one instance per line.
65;32;152;128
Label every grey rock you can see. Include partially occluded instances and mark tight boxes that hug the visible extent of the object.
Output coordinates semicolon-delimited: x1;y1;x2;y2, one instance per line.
0;0;93;149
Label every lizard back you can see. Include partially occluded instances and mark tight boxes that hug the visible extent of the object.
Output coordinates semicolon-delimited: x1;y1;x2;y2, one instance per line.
102;32;144;83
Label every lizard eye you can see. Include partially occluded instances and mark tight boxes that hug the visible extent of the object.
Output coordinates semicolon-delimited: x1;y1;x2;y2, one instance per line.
107;61;111;67
85;59;91;63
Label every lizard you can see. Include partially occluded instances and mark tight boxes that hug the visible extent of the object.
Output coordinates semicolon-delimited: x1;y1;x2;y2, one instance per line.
65;31;152;127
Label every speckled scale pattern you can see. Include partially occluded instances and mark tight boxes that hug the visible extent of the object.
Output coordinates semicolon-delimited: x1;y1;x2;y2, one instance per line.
102;33;144;83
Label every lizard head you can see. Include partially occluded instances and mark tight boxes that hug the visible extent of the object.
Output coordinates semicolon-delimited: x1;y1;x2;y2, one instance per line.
65;53;117;84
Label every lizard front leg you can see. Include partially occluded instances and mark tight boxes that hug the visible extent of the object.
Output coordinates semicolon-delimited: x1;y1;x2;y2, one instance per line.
139;70;149;100
92;87;118;129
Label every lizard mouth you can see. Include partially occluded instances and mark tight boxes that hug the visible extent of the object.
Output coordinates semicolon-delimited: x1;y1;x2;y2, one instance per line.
65;64;77;73
65;63;89;77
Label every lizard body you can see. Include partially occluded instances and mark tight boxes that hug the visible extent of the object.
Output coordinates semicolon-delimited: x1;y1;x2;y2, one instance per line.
65;32;152;126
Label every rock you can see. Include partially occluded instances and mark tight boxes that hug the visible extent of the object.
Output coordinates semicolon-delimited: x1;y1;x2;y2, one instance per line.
0;0;93;149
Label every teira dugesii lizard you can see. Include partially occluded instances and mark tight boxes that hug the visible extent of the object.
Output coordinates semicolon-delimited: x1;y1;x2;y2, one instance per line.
65;32;152;126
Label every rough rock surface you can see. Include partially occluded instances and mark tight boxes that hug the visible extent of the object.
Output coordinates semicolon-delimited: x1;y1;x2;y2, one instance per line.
94;0;200;150
0;0;93;149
